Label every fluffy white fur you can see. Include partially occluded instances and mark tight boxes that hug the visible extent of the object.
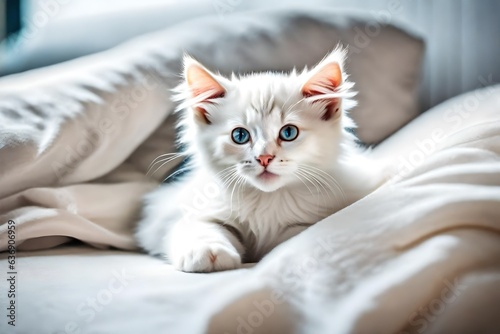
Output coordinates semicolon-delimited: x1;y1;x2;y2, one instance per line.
136;48;383;272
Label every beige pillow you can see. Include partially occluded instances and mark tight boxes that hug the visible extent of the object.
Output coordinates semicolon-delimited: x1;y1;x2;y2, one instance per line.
151;9;425;144
132;9;425;145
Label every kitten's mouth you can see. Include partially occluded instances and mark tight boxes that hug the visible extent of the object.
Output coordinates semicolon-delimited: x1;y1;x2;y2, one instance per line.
257;170;279;181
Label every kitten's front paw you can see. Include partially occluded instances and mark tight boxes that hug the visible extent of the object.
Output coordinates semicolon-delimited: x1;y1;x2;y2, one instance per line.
172;242;241;273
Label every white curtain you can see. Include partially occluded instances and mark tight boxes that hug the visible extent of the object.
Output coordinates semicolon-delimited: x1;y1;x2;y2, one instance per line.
399;0;500;111
344;0;500;112
246;0;500;111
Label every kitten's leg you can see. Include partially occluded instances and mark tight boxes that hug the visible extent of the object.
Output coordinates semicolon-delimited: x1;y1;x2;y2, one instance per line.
166;220;244;273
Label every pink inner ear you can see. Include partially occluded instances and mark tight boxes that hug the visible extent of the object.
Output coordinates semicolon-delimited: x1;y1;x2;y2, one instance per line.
186;64;226;124
187;65;225;100
302;62;342;97
302;62;342;121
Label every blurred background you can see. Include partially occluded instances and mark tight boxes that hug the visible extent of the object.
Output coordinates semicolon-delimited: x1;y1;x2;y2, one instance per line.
0;0;499;111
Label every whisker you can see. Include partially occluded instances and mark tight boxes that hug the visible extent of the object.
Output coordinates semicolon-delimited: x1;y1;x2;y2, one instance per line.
296;169;321;195
230;175;244;209
310;167;347;205
293;172;315;198
147;152;183;171
281;90;299;113
236;176;245;207
296;168;331;211
284;96;306;115
309;173;335;211
215;165;237;179
224;173;241;217
221;170;239;188
162;166;191;182
301;165;347;205
147;155;184;176
299;167;331;197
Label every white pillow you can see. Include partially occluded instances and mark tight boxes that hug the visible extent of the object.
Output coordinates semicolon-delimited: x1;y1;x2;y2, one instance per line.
134;8;425;144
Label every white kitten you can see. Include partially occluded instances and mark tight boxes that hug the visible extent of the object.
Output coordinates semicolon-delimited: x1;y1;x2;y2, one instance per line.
136;48;382;272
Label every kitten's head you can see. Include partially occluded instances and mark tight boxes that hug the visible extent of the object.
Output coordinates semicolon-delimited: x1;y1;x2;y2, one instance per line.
175;48;357;193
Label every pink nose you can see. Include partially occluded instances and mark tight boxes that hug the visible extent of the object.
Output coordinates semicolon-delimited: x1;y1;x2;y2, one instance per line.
256;154;275;167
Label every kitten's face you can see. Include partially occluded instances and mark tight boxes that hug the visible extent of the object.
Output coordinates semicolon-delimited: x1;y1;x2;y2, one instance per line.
198;81;343;193
177;50;353;193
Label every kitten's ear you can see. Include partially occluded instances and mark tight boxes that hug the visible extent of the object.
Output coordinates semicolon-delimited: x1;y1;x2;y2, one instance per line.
301;50;345;121
183;56;226;124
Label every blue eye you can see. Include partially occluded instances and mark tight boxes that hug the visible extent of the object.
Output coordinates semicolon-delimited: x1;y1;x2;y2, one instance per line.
231;127;250;144
279;125;299;141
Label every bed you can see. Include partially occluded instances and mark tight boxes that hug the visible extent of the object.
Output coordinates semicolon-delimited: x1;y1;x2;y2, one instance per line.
1;8;499;334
